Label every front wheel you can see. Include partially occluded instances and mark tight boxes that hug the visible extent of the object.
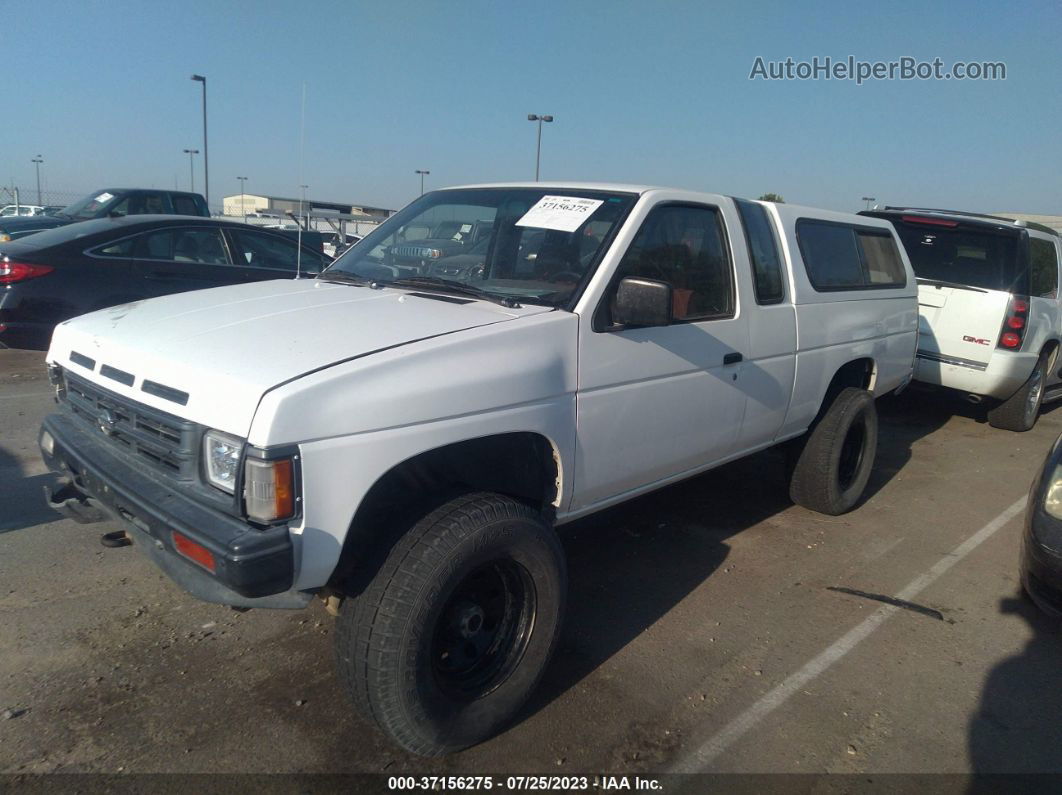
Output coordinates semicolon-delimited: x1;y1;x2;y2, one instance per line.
334;493;566;756
789;387;879;515
988;353;1048;432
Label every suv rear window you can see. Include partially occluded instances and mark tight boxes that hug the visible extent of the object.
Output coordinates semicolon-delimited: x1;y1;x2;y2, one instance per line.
891;221;1023;293
1029;238;1059;298
796;220;906;291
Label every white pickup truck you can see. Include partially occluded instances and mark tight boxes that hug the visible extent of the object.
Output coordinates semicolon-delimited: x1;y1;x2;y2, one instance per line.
39;183;917;755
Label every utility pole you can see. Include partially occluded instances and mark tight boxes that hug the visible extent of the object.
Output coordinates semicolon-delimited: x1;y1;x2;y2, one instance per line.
31;156;43;205
527;114;554;181
183;149;199;192
237;176;248;222
191;74;209;212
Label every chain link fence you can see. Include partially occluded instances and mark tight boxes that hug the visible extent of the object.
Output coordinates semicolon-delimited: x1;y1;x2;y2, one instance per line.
0;186;85;212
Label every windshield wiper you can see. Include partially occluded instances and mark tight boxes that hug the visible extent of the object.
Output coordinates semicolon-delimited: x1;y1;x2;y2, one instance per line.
916;277;988;294
389;276;521;308
316;271;373;286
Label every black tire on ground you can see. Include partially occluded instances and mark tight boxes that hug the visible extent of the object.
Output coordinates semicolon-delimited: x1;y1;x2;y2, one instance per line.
987;353;1048;432
334;492;566;756
789;387;879;516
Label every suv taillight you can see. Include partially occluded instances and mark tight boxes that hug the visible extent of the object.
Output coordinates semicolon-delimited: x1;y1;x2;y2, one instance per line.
998;295;1029;350
0;260;54;284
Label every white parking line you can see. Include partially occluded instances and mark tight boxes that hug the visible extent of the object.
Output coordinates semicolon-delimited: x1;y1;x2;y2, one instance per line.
670;495;1028;773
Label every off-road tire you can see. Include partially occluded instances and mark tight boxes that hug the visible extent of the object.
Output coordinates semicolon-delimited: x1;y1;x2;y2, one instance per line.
334;492;566;756
789;387;878;515
988;353;1048;432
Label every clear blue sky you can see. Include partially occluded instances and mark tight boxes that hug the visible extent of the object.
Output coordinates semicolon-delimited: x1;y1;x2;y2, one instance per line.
4;0;1059;214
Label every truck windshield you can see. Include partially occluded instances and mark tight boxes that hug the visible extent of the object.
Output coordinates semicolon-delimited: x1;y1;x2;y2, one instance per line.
893;221;1024;293
322;188;636;307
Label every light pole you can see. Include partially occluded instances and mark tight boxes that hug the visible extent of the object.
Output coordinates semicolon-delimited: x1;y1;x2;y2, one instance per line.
415;169;430;196
191;74;209;212
183;149;199;192
299;184;309;226
237;176;247;221
31;155;43;205
862;196;876;210
527;114;553;181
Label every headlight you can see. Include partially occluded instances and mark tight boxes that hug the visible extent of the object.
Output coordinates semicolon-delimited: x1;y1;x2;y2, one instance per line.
203;430;243;493
244;457;296;522
1044;464;1062;520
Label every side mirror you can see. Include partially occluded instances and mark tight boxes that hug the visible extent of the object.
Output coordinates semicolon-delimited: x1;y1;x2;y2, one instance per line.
614;277;672;328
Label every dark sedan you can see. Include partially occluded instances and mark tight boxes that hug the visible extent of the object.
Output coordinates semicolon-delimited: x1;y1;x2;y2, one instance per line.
0;216;328;349
1021;432;1062;617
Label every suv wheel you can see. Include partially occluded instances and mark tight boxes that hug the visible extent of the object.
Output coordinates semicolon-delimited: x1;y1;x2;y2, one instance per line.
334;492;566;756
988;353;1048;432
789;387;879;515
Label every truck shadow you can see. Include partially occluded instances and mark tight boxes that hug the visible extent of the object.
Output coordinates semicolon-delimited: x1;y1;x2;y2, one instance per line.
968;594;1062;775
523;390;951;719
0;446;60;534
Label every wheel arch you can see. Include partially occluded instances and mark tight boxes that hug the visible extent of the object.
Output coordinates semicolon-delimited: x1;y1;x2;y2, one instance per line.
813;357;876;424
327;431;563;595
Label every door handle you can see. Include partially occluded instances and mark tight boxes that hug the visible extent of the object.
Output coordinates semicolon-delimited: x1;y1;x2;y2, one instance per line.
723;352;743;365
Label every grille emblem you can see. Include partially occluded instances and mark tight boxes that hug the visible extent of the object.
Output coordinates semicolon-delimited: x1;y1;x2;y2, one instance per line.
97;409;118;436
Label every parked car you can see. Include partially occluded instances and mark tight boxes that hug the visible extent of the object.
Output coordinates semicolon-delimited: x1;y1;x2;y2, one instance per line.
0;204;45;217
0;188;210;243
385;218;494;273
0;216;328;349
1022;432;1062;617
38;183;917;755
863;207;1062;431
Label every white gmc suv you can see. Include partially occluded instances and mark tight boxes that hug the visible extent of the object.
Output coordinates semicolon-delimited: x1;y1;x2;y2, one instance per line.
39;184;917;755
863;208;1062;431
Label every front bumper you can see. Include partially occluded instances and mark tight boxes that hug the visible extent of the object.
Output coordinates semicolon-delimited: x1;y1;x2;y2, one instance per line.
40;409;309;609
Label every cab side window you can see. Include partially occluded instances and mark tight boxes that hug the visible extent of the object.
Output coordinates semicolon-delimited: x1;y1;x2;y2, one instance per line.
135;228;230;265
611;204;733;322
1030;238;1059;299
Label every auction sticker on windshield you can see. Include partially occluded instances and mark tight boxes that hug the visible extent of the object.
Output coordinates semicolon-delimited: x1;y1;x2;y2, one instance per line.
516;196;604;233
95;192;115;203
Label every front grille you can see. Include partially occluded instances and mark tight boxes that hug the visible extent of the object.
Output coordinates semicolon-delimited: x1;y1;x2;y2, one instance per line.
392;245;435;259
63;372;199;479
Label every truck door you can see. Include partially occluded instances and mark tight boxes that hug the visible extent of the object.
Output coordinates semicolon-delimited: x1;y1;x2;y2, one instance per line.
573;201;750;513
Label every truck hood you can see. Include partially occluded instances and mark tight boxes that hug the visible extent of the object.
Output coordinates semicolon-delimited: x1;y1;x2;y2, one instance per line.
48;278;549;436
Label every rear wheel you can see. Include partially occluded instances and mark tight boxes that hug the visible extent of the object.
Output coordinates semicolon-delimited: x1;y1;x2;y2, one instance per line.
334;492;566;756
988;353;1048;432
789;387;879;515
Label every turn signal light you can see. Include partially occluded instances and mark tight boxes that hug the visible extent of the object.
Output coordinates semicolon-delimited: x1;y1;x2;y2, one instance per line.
172;531;216;572
244;457;296;522
0;261;54;284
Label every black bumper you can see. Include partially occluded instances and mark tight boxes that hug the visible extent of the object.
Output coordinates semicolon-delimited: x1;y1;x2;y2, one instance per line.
40;410;308;609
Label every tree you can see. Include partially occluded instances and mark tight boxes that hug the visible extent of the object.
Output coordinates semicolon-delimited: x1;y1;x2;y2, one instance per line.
758;193;785;203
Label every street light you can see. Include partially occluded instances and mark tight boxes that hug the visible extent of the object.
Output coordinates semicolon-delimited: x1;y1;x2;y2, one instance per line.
862;196;876;210
191;74;209;212
527;114;554;181
299;184;309;224
237;176;248;222
31;155;43;205
415;169;430;196
183;148;199;192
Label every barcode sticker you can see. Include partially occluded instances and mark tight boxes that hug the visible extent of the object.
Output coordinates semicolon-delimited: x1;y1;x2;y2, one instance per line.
516;196;604;233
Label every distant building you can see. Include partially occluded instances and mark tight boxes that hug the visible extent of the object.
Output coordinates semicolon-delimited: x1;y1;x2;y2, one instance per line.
222;193;393;220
